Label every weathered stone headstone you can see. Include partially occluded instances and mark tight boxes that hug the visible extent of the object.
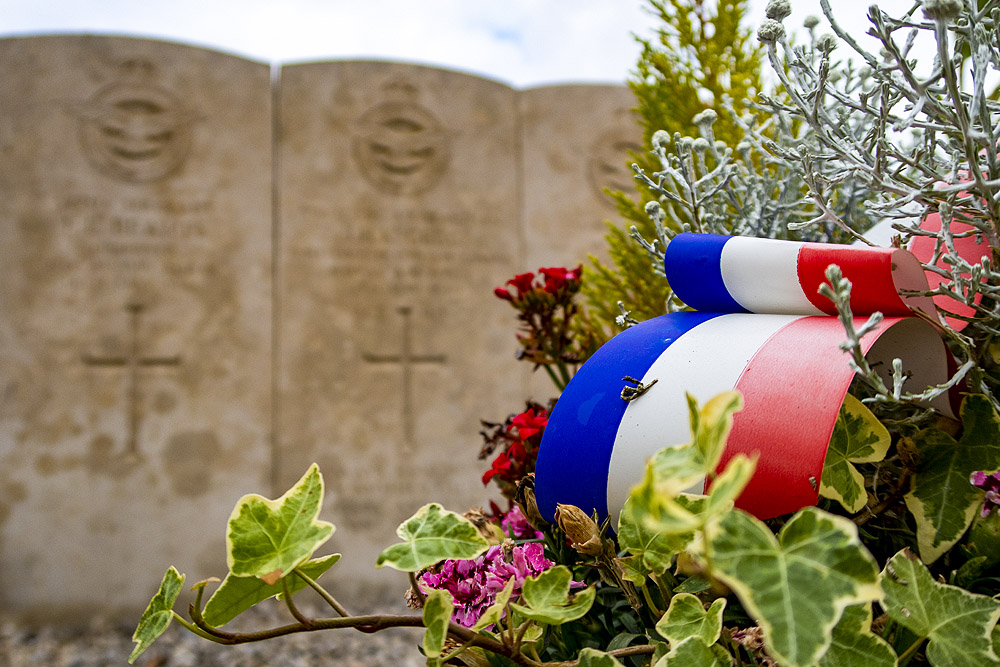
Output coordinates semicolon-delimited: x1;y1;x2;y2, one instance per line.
277;62;527;591
520;85;642;269
0;36;272;616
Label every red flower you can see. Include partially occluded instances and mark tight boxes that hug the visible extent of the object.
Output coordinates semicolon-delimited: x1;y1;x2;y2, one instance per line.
494;287;514;301
506;272;536;295
482;450;513;485
538;266;582;294
510;409;548;441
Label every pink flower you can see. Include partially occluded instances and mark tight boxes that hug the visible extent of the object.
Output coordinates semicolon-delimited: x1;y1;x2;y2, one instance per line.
970;471;1000;517
500;504;543;540
419;542;556;628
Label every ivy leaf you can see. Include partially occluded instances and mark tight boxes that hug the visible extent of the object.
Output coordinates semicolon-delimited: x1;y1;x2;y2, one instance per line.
690;391;743;472
577;647;626;666
709;507;881;667
202;554;341;627
904;394;1000;563
616;494;698;582
129;566;184;664
376;503;490;571
509;565;596;625
820;394;890;513
655;593;725;647
817;603;896;667
882;548;1000;667
227;463;334;585
653;636;733;667
422;589;454;662
703;453;755;516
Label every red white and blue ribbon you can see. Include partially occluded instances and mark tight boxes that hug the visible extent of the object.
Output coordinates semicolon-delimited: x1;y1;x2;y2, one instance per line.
663;232;938;319
534;234;957;524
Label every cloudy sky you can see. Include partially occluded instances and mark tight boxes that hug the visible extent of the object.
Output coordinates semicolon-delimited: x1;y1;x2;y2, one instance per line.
0;0;896;88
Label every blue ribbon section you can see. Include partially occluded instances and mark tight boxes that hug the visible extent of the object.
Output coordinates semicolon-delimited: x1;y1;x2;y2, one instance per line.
534;311;718;523
664;233;747;313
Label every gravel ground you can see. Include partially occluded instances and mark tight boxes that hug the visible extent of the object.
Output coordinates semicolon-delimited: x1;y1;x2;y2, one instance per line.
1;595;426;667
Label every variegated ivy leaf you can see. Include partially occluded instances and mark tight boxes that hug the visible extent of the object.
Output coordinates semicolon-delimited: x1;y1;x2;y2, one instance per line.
422;589;454;664
577;648;626;666
816;603;896;667
882;549;1000;667
616;494;704;583
709;507;881;667
653;636;733;667
129;567;184;664
820;393;890;513
904;394;1000;563
689;391;743;473
227;463;334;585
509;565;596;624
655;593;725;648
202;554;341;627
375;503;490;572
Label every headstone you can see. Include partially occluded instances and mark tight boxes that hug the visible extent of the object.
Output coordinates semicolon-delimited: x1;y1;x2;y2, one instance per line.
519;85;642;269
276;62;527;591
0;36;272;616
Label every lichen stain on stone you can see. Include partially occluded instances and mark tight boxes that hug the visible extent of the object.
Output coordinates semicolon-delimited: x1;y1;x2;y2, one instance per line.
0;479;28;527
163;430;221;498
86;434;135;478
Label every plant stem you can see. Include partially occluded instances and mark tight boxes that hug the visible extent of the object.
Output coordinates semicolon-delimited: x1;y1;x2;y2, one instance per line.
294;568;349;618
897;635;927;664
281;577;314;629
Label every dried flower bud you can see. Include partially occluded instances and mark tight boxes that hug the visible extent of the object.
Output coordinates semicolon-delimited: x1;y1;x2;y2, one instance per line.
921;0;962;21
652;129;671;149
555;503;603;555
803;15;820;29
765;0;792;21
514;473;549;529
757;19;785;43
464;507;503;543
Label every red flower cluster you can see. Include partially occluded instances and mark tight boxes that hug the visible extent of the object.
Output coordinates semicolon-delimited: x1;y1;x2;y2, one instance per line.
481;407;549;498
494;266;583;303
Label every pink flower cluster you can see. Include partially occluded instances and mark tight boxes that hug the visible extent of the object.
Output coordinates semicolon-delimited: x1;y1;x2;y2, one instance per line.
420;542;554;627
971;471;1000;517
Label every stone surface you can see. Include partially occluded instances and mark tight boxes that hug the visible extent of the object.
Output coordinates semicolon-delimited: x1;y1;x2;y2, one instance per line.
276;61;527;592
520;85;642;270
0;36;272;616
0;36;636;623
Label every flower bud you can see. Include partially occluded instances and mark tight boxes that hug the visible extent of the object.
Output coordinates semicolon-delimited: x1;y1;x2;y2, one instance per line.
921;0;961;21
515;473;549;529
803;15;820;29
555;503;604;556
494;286;513;301
765;0;792;21
652;129;671;149
757;19;785;43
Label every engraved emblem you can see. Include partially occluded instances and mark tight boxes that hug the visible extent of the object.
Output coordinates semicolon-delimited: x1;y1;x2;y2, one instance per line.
588;127;643;208
74;60;198;183
352;82;449;195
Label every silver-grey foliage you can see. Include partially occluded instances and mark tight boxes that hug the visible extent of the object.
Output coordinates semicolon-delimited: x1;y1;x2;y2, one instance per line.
632;0;1000;411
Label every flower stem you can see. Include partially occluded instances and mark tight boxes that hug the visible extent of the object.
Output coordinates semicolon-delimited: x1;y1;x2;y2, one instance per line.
294;568;349;618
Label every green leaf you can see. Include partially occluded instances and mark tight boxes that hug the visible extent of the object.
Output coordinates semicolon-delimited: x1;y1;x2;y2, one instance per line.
129;566;184;664
690;391;743;472
423;589;454;660
226;463;334;584
709;507;881;667
509;565;596;625
817;603;896;667
904;394;1000;563
376;503;490;571
655;636;732;667
704;453;755;516
473;578;515;631
577;647;626;666
202;554;341;627
617;495;691;582
820;394;890;513
655;593;725;647
882;549;1000;667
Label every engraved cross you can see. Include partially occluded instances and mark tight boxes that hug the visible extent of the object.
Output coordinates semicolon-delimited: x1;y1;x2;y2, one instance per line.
82;303;181;456
362;306;446;450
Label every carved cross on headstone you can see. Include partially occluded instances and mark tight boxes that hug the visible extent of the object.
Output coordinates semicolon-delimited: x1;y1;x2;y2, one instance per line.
362;306;446;451
82;303;181;456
